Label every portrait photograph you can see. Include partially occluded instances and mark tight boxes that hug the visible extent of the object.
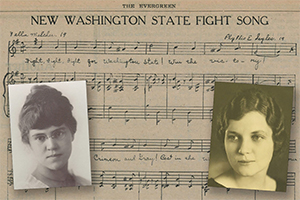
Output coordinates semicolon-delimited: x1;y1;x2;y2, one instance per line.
208;82;293;192
9;81;92;190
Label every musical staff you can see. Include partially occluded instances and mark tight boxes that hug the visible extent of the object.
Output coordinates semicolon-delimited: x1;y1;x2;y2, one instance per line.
4;72;296;90
8;39;297;57
289;140;296;153
6;168;297;198
90;138;210;152
3;71;296;124
91;170;298;191
88;105;213;122
287;172;296;186
89;138;297;153
6;137;296;153
91;170;209;189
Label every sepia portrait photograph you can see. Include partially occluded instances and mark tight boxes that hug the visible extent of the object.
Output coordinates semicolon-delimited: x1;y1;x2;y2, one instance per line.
208;82;293;192
9;81;92;190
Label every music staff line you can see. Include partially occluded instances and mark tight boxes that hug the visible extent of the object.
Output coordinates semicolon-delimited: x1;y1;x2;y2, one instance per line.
90;170;297;190
89;138;297;153
87;105;296;124
5;169;297;200
4;72;296;91
88;105;213;124
6;169;296;190
8;39;297;57
3;72;297;124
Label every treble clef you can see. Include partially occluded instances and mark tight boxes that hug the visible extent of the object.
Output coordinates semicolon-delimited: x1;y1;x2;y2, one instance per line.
8;40;17;57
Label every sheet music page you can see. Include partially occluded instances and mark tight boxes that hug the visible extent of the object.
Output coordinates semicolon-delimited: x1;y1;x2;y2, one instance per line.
0;1;299;199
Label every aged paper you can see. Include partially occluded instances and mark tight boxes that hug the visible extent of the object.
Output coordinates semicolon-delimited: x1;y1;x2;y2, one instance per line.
0;1;299;199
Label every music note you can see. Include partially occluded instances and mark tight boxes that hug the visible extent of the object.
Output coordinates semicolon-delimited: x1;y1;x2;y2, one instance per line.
206;85;214;92
172;109;176;123
108;106;112;121
202;182;210;195
291;108;296;125
124;139;136;149
154;180;159;189
187;111;192;126
49;73;56;82
97;81;102;91
70;72;76;81
128;173;135;190
149;43;153;52
133;73;140;91
91;75;96;90
112;138;117;147
33;74;38;83
188;76;193;90
100;141;105;151
191;42;196;50
142;140;148;147
163;139;170;147
134;42;140;50
111;172;117;189
173;45;178;54
209;108;213;121
172;75;180;90
156;111;160;125
93;40;97;49
162;172;169;188
108;42;114;49
117;43;126;52
230;75;237;82
211;43;222;52
55;40;59;49
195;82;200;92
144;104;149;120
33;39;43;49
74;41;78;49
188;175;195;188
20;42;26;53
174;140;180;149
234;42;241;50
216;43;223;52
142;179;150;189
175;174;180;187
276;76;281;86
253;44;259;55
275;44;281;56
187;140;194;150
124;110;129;124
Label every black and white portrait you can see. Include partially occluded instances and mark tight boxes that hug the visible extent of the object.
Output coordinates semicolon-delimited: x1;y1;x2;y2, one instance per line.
208;82;293;192
9;81;92;190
